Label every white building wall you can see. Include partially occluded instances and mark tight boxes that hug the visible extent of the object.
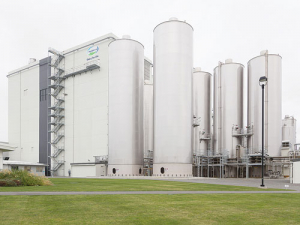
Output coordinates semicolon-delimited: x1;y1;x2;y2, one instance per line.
7;65;39;162
71;165;96;177
63;38;113;176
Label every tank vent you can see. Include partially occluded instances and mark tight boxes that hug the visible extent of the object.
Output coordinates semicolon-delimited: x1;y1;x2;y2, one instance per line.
225;59;233;64
169;17;178;21
28;58;36;64
122;35;131;39
260;50;268;55
194;67;201;72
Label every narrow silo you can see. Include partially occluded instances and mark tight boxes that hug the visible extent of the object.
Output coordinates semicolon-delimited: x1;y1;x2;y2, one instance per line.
144;80;153;158
247;51;282;156
153;18;193;177
193;68;212;156
282;115;296;150
213;59;244;158
108;36;144;176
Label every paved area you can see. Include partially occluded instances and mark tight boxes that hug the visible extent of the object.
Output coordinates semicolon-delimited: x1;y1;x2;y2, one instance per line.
158;178;300;191
0;190;299;196
63;176;300;191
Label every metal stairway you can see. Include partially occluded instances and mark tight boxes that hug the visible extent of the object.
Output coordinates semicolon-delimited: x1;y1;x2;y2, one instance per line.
48;48;65;174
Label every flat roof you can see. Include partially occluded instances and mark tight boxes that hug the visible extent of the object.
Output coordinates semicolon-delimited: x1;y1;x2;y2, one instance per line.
3;161;47;166
7;33;119;77
0;142;16;152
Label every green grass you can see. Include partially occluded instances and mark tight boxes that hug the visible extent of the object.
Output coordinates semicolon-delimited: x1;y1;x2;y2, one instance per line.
0;178;286;192
0;194;299;224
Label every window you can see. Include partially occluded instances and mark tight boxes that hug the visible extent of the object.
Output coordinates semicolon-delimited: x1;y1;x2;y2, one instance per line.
36;167;43;172
24;166;31;172
282;142;290;148
112;168;116;174
40;89;47;101
160;167;165;174
11;166;18;170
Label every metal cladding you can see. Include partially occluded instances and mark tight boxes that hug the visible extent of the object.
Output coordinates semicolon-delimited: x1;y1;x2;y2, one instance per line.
213;61;244;158
108;37;144;176
193;68;212;156
153;18;193;177
247;52;282;156
282;115;297;150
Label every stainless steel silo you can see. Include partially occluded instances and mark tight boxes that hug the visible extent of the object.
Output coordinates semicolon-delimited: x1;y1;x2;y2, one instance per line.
193;68;212;156
213;59;244;158
108;36;144;176
153;18;193;177
247;51;282;156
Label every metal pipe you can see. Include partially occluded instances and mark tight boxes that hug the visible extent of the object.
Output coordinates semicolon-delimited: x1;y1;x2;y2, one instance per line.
261;84;265;187
265;51;268;154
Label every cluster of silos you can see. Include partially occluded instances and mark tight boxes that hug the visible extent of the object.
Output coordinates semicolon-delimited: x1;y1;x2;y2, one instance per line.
193;68;212;156
213;60;244;158
153;18;193;177
247;51;282;156
282;115;296;150
107;19;284;178
107;36;144;176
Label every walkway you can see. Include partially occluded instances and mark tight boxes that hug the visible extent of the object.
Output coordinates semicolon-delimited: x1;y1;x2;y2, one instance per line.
1;190;299;196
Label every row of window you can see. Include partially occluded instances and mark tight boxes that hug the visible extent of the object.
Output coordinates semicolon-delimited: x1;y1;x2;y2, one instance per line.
11;166;44;172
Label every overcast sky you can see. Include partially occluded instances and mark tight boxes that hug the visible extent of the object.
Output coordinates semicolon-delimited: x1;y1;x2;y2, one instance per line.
0;0;299;142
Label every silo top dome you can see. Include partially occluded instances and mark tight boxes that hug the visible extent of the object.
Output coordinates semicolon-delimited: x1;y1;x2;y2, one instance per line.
225;59;233;63
153;18;193;31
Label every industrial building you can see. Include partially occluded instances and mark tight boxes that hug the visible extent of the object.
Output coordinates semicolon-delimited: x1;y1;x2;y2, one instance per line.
2;18;298;179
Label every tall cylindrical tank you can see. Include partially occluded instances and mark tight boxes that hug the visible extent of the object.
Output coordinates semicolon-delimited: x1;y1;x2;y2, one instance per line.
247;51;282;156
153;18;193;177
213;60;244;158
108;36;144;176
193;68;212;156
282;115;296;150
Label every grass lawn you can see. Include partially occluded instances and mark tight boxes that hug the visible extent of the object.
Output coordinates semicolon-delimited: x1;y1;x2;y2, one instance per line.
0;178;286;192
0;194;299;224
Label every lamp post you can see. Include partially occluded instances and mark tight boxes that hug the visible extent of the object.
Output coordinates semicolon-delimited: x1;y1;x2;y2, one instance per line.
259;76;268;187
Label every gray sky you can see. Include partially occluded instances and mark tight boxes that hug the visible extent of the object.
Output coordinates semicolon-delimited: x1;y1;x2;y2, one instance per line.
0;0;299;142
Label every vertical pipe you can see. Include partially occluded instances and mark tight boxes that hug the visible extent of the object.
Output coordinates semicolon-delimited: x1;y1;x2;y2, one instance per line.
261;84;265;187
265;51;268;154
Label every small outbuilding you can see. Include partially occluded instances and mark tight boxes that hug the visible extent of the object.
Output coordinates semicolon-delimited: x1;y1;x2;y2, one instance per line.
290;160;300;184
0;142;16;171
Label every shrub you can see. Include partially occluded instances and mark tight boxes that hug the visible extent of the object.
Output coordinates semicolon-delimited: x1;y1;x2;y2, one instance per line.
0;169;53;187
0;179;21;187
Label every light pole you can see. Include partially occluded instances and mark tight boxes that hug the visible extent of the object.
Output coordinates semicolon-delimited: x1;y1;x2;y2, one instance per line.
259;76;268;187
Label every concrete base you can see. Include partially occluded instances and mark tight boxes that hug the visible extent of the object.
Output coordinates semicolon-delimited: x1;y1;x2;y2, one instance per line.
259;186;268;189
153;163;193;177
107;164;143;177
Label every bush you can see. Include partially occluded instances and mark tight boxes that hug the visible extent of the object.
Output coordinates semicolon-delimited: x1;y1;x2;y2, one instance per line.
0;169;53;187
0;179;21;187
